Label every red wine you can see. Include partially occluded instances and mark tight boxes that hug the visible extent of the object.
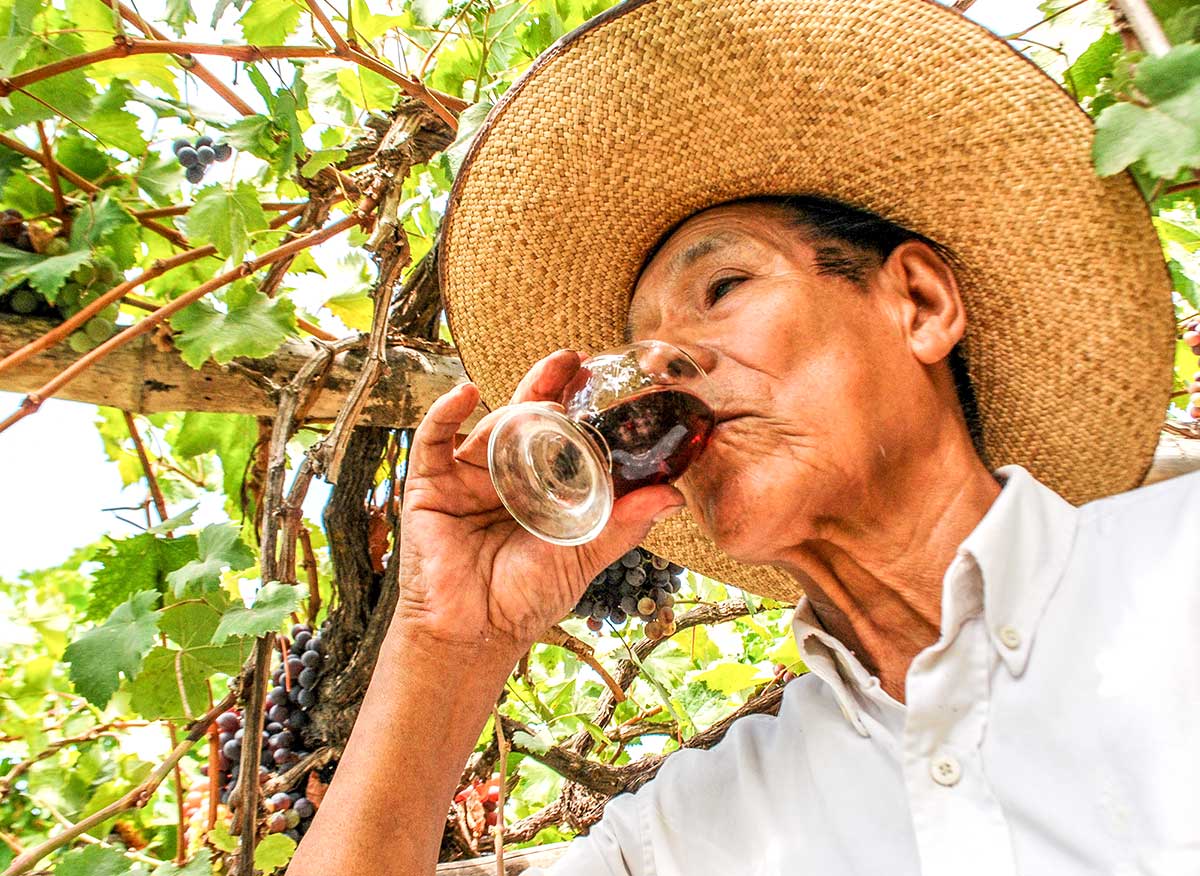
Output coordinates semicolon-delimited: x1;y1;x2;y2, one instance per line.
578;388;715;498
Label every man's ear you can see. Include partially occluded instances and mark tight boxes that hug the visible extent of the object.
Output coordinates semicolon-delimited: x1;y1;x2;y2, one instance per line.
880;240;965;365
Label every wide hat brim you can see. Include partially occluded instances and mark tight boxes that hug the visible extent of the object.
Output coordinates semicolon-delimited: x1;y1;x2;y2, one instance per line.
439;0;1174;603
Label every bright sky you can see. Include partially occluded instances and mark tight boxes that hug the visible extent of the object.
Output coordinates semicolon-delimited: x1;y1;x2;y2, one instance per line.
1;0;1082;578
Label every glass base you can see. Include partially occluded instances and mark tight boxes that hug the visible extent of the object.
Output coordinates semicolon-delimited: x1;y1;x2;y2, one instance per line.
487;403;613;545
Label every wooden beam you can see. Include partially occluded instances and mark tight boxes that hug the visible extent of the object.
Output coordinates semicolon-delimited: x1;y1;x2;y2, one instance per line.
436;843;568;874
0;315;483;429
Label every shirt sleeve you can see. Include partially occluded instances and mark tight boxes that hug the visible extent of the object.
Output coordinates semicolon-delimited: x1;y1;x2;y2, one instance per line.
522;789;649;876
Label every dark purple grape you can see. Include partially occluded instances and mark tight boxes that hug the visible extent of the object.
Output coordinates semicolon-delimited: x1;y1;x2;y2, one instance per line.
300;650;321;668
297;688;317;709
218;731;234;745
196;135;214;148
284;828;301;842
216;711;240;732
269;730;294;750
197;145;215;164
185;164;205;184
286;655;303;676
268;686;288;706
610;607;627;624
268;792;291;811
285;710;308;730
298;668;318;688
650;555;670;571
222;739;241;760
266;812;287;833
620;550;642;569
171;138;190;155
288;686;303;704
293;798;315;819
305;635;322;654
294;630;312;649
268;704;289;723
624;567;646;587
266;721;283;734
177;146;199;167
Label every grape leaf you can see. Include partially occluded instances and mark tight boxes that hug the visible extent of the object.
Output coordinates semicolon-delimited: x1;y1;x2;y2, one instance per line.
253;834;297;872
68;192;136;251
211;582;302;644
1093;44;1200;178
129;638;250;721
56;136;111;185
1066;31;1121;101
207;823;237;853
55;844;142;876
170;282;297;367
153;850;211;876
0;245;91;298
238;0;302;44
136;152;184;205
443;100;495;178
86;80;149;156
87;532;199;620
324;290;374;330
174;412;258;507
686;660;773;694
181;181;269;263
63;590;161;707
166;523;255;596
0;34;95;129
300;148;348;178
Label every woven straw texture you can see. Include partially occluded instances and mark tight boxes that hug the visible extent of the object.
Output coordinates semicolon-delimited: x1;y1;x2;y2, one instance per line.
439;0;1175;603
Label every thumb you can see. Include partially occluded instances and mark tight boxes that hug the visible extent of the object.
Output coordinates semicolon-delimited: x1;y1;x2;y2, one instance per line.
589;484;687;562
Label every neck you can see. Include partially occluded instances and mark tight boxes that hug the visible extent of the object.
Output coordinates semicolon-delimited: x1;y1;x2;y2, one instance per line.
777;434;1000;704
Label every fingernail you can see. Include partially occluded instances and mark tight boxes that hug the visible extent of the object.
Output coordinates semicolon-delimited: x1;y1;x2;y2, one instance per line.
653;503;685;523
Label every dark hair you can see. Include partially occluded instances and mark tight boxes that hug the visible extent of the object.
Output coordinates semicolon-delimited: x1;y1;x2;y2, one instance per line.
634;194;984;458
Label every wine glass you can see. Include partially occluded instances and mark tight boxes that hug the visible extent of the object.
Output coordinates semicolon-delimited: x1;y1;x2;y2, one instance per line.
487;340;717;545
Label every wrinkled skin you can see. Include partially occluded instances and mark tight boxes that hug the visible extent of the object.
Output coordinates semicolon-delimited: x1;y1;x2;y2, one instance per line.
628;202;1000;701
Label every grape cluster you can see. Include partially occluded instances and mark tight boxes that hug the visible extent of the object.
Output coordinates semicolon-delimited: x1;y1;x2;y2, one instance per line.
1187;369;1200;420
172;135;232;184
0;210;119;347
572;548;683;640
215;623;327;843
453;772;504;829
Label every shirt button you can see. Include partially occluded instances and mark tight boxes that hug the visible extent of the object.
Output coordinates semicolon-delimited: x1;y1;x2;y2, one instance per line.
997;625;1021;649
930;753;962;787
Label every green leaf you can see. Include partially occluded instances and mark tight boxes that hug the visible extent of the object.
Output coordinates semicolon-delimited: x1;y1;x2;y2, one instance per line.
129;636;251;721
181;181;269;262
86;80;149;156
136;152;185;205
443;100;494;178
63;590;161;707
87;533;199;621
211;581;302;644
300;148;348;178
56;136;111;185
170;282;298;368
207;823;238;853
153;850;211;876
324;290;374;330
1066;30;1121;101
512;727;553;755
253;833;297;872
145;504;199;536
55;844;140;876
0;34;95;129
175;412;258;505
686;660;773;694
239;0;302;44
163;0;197;35
166;523;255;596
68;192;136;252
0;245;91;298
1093;44;1200;178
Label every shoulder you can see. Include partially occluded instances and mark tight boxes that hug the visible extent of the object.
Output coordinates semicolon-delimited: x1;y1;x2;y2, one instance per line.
1076;469;1200;544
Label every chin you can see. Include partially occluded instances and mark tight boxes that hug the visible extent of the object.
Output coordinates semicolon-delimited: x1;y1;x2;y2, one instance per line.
682;465;809;567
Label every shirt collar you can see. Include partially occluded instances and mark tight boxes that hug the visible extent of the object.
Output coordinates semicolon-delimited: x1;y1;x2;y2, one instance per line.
790;464;1079;730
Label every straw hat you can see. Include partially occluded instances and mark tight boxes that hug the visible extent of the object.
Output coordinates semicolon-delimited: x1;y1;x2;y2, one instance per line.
438;0;1174;603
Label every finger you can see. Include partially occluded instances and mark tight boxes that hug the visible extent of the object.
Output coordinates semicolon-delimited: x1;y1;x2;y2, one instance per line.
452;400;565;467
583;484;687;568
409;382;480;479
509;349;584;406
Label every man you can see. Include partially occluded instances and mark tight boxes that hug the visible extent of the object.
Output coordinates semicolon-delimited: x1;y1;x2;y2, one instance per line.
290;1;1197;874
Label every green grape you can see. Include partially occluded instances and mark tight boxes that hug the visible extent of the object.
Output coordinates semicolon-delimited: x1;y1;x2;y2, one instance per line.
70;262;97;285
99;303;119;322
67;331;97;353
44;237;69;256
84;316;115;343
94;256;119;285
9;288;39;314
58;282;82;310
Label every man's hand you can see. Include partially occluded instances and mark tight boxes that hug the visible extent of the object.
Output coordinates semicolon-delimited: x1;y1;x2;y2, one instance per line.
396;349;687;655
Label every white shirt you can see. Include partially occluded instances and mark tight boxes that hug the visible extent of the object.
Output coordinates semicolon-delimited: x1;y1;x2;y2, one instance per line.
534;465;1200;875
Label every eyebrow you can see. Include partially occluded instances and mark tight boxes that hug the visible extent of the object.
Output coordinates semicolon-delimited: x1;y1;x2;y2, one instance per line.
665;231;744;277
624;232;747;341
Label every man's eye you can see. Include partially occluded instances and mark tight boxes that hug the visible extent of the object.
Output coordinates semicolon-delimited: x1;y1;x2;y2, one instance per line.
707;277;743;303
